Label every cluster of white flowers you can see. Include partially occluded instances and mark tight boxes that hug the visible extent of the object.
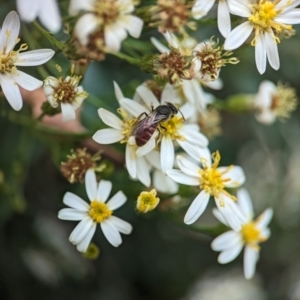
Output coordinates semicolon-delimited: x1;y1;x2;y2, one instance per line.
2;0;299;284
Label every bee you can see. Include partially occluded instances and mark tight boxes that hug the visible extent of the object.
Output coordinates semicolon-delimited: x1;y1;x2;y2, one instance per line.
131;102;184;147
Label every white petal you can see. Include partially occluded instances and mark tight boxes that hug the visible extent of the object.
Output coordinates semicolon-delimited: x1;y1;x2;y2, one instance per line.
76;223;97;252
275;9;300;24
120;98;150;117
244;246;259;279
93;128;123;144
212;207;229;226
107;191;127;210
227;0;252;17
96;180;112;202
58;208;87;221
176;155;200;177
151;37;170;54
166;169;199;186
255;33;267;74
98;108;123;130
136;156;151;187
63;192;89;211
109;215;132;234
69;217;94;244
184;190;210;224
104;25;123;53
220;166;246;188
224;21;253;50
160;136;175;173
218;1;231;38
101;219;122;247
39;0;61;33
254;80;276;109
61;103;76;122
255;109;276;124
218;243;244;264
178;125;209;147
122;15;143;38
69;0;94;15
126;144;137;178
153;170;179;194
255;208;273;229
136;136;156;157
192;0;215;19
75;14;98;45
14;70;42;91
211;231;242;251
136;85;160;108
237;188;254;221
0;11;20;53
16;49;55;66
0;75;22;110
264;31;280;71
113;81;124;102
85;169;98;202
17;0;39;22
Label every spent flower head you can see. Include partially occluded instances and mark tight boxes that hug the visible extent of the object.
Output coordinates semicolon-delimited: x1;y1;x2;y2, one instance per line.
60;148;104;184
254;80;298;124
150;0;196;34
44;65;88;122
58;169;132;252
212;188;273;279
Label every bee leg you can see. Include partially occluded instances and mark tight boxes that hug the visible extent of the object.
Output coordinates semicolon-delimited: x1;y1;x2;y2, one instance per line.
136;112;148;121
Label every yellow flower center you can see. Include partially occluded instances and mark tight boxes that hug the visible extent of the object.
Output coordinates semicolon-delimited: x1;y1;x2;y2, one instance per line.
248;0;293;44
160;115;184;140
199;151;235;204
82;243;100;260
118;108;137;144
0;43;27;74
89;200;112;223
241;222;266;249
137;189;160;213
94;0;121;25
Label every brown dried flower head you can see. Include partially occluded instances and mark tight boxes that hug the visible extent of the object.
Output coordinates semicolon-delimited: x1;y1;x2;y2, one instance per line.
60;148;104;183
193;38;239;82
150;0;195;34
198;107;222;140
154;48;200;84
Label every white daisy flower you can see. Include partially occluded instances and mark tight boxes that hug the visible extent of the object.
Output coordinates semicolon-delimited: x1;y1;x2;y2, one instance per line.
44;74;88;122
58;169;132;252
166;150;246;230
192;0;231;37
121;83;209;173
16;0;61;33
211;188;273;279
0;11;55;111
225;0;300;74
254;80;298;124
69;0;143;52
92;83;155;187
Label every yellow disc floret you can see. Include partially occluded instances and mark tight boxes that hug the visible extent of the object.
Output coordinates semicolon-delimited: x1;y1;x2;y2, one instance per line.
241;221;266;249
89;200;112;222
160;115;184;140
118;108;137;144
136;189;160;213
199;151;235;204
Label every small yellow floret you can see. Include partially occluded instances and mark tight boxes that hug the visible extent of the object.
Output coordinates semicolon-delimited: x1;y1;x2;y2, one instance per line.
160;115;184;140
83;243;100;260
137;189;160;213
241;221;266;249
89;201;112;222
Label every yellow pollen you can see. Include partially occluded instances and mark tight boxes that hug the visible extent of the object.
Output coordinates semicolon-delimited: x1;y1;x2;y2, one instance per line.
137;189;160;213
89;200;112;223
199;151;236;201
118;108;137;144
0;43;27;74
241;222;265;247
248;0;293;45
94;0;121;25
160;115;184;140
